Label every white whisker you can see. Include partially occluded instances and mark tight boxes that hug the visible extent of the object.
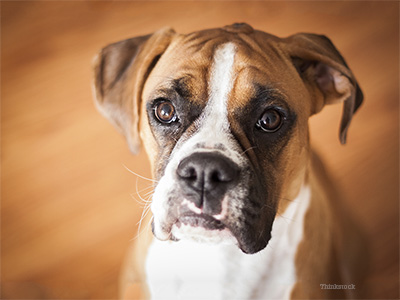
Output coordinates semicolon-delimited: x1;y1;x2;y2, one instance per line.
133;202;153;240
241;146;257;155
123;164;158;183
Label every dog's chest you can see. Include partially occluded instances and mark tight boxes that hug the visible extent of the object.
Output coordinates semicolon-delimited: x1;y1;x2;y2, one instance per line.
145;187;310;300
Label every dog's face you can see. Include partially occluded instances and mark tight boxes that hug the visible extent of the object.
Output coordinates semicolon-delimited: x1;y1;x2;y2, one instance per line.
140;34;312;254
93;24;362;254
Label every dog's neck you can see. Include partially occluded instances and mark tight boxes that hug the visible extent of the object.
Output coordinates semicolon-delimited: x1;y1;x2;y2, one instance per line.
145;185;311;300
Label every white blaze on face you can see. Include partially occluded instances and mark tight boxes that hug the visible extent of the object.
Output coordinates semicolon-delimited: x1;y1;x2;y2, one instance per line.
206;42;236;134
172;43;241;163
181;42;238;153
151;42;242;241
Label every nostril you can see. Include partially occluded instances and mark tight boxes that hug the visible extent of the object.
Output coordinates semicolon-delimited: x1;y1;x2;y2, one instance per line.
177;164;197;181
211;170;221;182
210;170;230;183
186;167;197;181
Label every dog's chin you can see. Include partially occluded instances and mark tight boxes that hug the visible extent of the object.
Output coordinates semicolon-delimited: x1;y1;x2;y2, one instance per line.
171;223;237;245
169;213;236;245
152;214;272;254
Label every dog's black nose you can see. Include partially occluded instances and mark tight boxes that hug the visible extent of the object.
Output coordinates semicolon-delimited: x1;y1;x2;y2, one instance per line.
176;152;239;215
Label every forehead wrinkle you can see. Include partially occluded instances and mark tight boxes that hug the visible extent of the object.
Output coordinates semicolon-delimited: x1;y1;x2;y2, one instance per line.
149;72;207;104
229;66;260;108
238;32;280;61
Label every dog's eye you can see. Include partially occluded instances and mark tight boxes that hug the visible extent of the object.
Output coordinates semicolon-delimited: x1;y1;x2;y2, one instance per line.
154;101;178;124
256;109;283;132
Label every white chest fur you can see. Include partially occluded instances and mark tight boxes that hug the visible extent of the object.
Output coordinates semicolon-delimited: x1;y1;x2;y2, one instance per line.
145;186;311;300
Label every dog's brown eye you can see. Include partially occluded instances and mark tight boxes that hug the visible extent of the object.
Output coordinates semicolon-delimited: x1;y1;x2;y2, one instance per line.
256;109;283;132
154;101;177;124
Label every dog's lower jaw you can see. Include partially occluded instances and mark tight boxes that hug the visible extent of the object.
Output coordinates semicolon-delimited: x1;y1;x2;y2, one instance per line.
152;215;241;249
151;218;172;241
150;181;277;254
236;230;272;255
152;211;275;254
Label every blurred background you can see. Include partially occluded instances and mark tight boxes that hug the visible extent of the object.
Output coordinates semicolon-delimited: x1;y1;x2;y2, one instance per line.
1;1;398;299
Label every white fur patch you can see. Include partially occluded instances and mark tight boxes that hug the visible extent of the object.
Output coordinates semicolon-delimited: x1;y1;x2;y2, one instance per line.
145;186;311;299
206;42;236;132
164;42;241;168
172;42;240;162
179;42;240;163
182;199;202;215
213;197;229;220
171;224;236;244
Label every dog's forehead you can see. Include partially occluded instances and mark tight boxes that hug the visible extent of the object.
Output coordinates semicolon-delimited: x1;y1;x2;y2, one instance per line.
143;27;303;112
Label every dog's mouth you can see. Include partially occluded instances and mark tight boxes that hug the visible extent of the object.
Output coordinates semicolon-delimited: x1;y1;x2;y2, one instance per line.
175;212;226;231
164;210;237;245
152;199;274;253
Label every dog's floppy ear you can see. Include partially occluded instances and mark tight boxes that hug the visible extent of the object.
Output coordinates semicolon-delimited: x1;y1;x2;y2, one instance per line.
92;27;175;153
284;33;363;144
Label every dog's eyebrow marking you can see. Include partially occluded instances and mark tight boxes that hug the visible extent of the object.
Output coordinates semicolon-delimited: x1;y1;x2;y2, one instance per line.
172;77;193;99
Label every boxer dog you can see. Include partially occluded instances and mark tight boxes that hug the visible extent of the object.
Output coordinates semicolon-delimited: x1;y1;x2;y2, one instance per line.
92;23;366;299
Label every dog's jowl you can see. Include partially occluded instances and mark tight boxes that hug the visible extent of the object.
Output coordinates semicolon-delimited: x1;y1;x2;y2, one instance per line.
93;23;366;299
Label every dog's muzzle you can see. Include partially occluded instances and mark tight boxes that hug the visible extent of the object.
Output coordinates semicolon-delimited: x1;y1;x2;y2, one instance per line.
151;147;274;254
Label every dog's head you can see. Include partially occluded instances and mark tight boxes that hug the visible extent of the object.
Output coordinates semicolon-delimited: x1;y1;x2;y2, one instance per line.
93;24;362;254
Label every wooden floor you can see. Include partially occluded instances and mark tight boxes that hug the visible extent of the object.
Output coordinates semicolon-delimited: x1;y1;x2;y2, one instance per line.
1;2;398;299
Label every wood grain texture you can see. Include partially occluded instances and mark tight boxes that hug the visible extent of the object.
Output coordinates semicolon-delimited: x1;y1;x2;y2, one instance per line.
1;2;398;299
